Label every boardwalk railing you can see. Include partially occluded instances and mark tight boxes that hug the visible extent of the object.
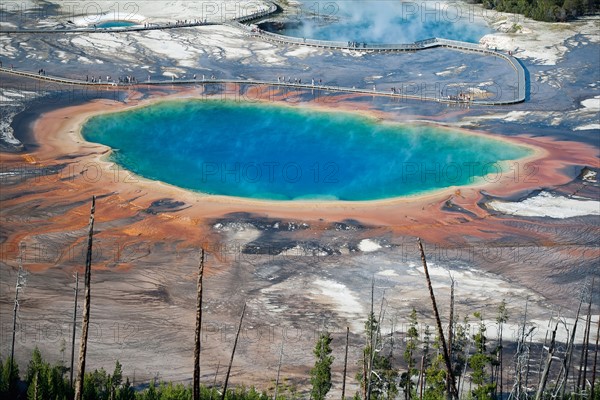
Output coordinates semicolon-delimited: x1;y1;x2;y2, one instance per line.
0;67;98;86
245;30;526;103
234;2;278;23
0;21;221;34
0;65;523;106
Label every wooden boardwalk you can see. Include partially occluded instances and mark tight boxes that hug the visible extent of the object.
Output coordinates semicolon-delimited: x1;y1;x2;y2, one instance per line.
233;22;526;104
0;66;521;106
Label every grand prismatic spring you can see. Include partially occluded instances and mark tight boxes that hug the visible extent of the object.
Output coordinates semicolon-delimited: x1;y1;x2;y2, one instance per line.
81;100;532;200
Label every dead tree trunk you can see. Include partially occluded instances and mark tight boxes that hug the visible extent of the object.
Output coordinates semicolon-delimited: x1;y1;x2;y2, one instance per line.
363;344;369;400
447;277;455;396
221;302;246;400
591;304;599;400
367;291;387;400
534;321;558;400
578;278;594;392
419;355;425;400
365;278;375;400
342;326;349;400
74;195;96;400
558;296;583;399
525;332;533;392
9;247;25;393
458;337;472;398
273;338;284;400
498;313;505;398
536;312;554;397
70;272;79;388
194;249;205;400
514;298;530;400
210;362;220;400
417;239;458;400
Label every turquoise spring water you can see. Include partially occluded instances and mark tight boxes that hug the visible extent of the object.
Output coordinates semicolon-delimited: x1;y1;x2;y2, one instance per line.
81;100;531;201
96;21;137;28
277;0;491;43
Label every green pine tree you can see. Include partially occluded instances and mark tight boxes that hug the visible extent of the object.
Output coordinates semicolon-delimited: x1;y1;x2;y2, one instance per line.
145;378;158;400
0;359;5;396
26;347;45;384
357;310;399;399
402;308;419;400
116;377;135;400
27;370;41;400
469;312;495;400
422;324;432;365
450;315;470;395
310;332;334;400
26;348;51;400
1;356;20;397
423;353;446;400
111;360;123;399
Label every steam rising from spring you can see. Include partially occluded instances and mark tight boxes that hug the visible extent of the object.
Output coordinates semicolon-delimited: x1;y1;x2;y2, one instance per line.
286;0;491;43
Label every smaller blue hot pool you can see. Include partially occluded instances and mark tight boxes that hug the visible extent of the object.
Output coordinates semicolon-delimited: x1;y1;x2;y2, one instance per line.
96;21;137;29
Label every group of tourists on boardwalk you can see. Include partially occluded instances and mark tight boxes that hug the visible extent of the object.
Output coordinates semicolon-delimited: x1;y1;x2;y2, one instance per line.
384;86;474;102
83;75;137;84
276;76;323;86
169;19;206;26
87;19;208;31
1;64;497;105
446;92;472;102
277;76;302;84
348;41;367;48
119;76;137;83
85;75;104;83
